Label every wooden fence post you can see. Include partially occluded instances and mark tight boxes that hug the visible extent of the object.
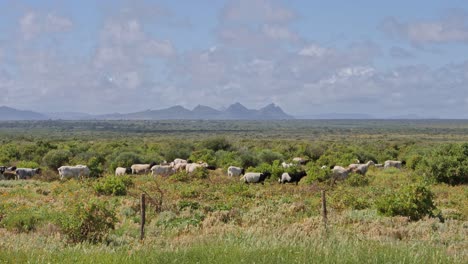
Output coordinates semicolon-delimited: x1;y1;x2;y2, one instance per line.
140;193;146;240
321;190;328;230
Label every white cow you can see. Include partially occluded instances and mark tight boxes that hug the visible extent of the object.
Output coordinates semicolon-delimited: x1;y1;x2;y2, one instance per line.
131;162;157;175
227;166;244;177
115;167;132;176
240;172;271;184
384;160;402;169
186;163;208;173
151;165;175;176
58;165;90;180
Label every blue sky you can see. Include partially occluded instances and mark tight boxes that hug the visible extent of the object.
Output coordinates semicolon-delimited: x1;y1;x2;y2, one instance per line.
1;0;468;118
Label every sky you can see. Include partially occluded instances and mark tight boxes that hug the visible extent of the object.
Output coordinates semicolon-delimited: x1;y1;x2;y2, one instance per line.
1;0;468;118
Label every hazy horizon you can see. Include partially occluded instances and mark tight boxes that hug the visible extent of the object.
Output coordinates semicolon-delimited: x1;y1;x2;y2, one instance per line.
1;1;468;118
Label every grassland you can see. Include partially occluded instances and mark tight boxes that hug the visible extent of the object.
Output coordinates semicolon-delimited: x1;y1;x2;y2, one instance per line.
0;120;467;263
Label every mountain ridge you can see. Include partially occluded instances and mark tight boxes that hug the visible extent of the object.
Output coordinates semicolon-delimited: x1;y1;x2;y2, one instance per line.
0;103;294;120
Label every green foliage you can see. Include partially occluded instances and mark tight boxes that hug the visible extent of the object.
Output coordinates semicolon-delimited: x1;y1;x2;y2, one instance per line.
57;199;117;243
214;150;239;168
202;137;232;152
0;207;42;233
376;185;437;221
15;160;40;169
189;149;215;165
303;165;331;184
331;190;371;210
0;144;20;164
178;201;200;210
239;150;259;168
94;176;133;196
258;149;283;164
417;143;468;184
170;171;191;182
162;142;192;162
111;152;142;170
191;167;209;179
43;149;71;169
345;173;369;187
316;144;357;167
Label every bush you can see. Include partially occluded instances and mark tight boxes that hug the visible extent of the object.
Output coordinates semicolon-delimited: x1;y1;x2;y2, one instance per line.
170;171;191;182
303;165;331;184
94;176;133;196
0;208;42;233
202;137;232;152
258;149;283;164
376;185;436;221
345;173;369;187
417;143;468;184
57;199;117;243
192;167;209;179
15;160;40;169
43;149;71;169
111;152;142;170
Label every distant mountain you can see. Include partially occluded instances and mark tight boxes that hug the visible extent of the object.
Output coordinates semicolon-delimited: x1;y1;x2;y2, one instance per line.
94;103;294;120
0;106;47;120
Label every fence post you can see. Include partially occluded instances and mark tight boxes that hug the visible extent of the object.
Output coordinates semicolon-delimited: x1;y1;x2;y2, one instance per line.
140;193;146;240
321;190;328;230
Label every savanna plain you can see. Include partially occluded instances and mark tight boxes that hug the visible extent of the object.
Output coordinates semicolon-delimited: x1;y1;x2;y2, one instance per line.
0;120;467;263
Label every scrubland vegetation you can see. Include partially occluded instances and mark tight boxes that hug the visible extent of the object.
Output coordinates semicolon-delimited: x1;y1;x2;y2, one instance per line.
0;120;467;263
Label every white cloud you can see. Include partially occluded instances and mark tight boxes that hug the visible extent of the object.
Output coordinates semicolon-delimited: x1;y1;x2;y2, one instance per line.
19;11;72;40
381;12;468;46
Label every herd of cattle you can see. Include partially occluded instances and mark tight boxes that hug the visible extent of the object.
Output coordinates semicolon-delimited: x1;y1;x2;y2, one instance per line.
0;157;404;184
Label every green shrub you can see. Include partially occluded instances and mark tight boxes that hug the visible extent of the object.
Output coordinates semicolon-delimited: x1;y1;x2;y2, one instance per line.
111;152;142;170
258;149;283;164
43;149;71;169
303;165;331;184
15;160;40;169
192;167;209;179
94;176;133;196
0;207;42;233
189;149;215;165
202;137;232;152
57;199;117;243
345;173;369;187
170;171;191;182
376;185;436;221
417;143;468;184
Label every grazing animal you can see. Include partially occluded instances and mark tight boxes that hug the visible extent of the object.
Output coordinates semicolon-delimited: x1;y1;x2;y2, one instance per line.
15;168;41;180
1;167;16;180
292;157;308;164
186;163;208;173
278;171;307;185
173;159;188;165
227;166;245;177
332;166;352;181
321;165;328;169
174;162;188;171
352;161;375;175
58;165;90;180
282;162;293;168
131;162;157;175
151;165;175;176
115;167;132;176
240;172;271;184
384;160;403;169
